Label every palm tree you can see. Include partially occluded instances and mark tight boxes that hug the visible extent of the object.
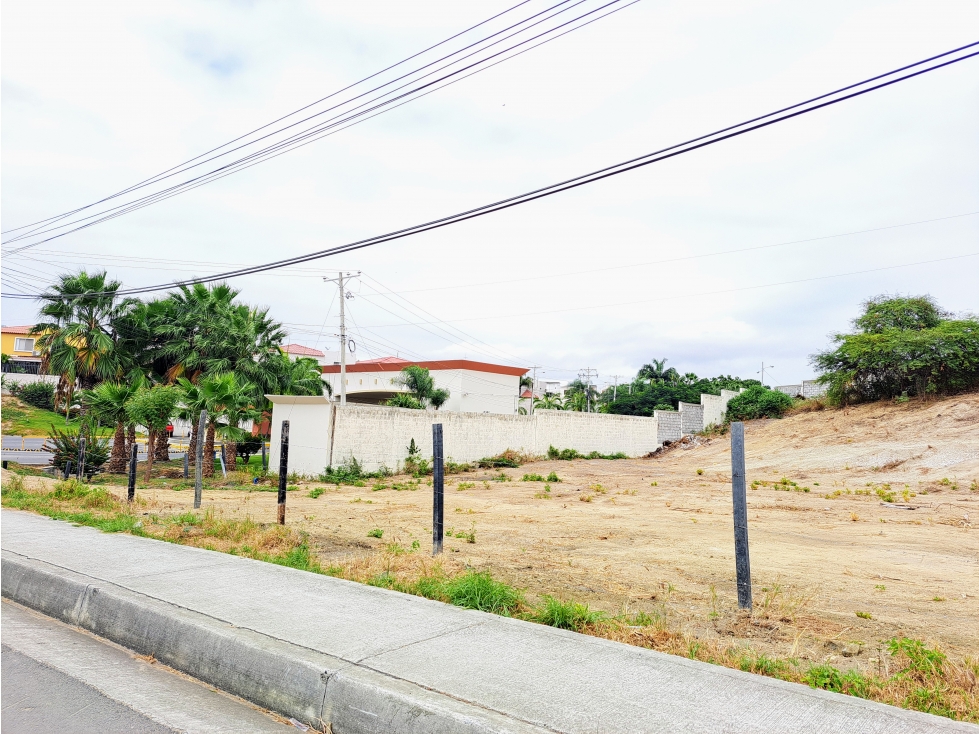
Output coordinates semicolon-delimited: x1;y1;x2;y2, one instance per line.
534;393;564;410
429;388;450;410
197;372;253;476
217;379;261;469
32;271;137;407
637;359;668;382
176;378;207;467
82;382;138;473
565;391;587;412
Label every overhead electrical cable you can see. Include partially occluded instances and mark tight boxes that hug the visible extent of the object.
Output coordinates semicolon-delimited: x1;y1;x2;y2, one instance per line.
2;0;631;249
0;0;537;236
3;42;976;299
352;251;979;326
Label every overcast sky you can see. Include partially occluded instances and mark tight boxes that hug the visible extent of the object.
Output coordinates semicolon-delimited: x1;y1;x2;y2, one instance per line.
3;0;977;389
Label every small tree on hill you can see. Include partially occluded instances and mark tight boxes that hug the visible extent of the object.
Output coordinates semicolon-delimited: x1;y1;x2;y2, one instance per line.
126;386;180;480
812;295;979;404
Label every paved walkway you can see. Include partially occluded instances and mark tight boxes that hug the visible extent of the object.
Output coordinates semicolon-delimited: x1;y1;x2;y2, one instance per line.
2;510;972;733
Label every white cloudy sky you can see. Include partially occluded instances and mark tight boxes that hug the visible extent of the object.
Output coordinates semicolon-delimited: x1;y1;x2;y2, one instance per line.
3;0;977;389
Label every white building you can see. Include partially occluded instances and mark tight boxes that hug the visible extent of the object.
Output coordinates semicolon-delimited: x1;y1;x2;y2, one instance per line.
321;357;528;415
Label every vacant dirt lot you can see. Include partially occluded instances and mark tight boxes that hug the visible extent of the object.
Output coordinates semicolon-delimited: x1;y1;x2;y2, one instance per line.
136;394;978;668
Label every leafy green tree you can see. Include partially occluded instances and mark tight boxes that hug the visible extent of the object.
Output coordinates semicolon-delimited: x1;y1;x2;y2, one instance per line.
854;294;948;333
126;386;180;480
32;271;137;406
812;295;979;404
82;382;138;473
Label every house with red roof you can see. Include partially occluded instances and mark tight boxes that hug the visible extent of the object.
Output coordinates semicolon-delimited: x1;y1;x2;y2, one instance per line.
321;356;529;414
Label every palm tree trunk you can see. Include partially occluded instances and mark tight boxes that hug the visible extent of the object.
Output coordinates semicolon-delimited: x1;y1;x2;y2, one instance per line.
203;423;215;478
145;428;156;481
154;428;171;463
107;422;127;473
225;440;238;471
126;424;136;456
188;421;198;466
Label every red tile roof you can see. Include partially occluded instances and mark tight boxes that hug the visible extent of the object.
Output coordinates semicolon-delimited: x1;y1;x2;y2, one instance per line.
2;325;34;334
520;389;533;398
322;358;527;377
282;344;325;358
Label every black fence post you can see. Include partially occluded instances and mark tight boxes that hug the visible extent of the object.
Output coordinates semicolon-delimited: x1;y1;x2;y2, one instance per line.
63;461;72;481
194;410;206;509
277;421;290;525
76;437;87;482
432;423;444;556
261;439;267;472
183;451;189;479
730;421;752;610
128;442;138;502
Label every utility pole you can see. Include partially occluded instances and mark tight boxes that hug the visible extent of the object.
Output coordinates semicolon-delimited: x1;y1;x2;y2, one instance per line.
611;375;622;402
579;368;598;413
758;362;774;388
324;272;360;406
528;365;541;415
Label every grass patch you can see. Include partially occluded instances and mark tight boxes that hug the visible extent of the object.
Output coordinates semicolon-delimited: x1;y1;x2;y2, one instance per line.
531;596;606;631
547;445;627;461
367;528;384;538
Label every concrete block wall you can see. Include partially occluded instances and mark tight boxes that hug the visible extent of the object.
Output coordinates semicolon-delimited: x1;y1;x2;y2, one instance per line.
269;398;659;474
700;394;725;428
774;384;803;397
802;380;828;399
654;410;682;443
679;402;704;435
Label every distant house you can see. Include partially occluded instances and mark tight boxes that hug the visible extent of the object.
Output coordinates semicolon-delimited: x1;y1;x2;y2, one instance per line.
321;356;528;414
1;325;43;374
280;344;340;367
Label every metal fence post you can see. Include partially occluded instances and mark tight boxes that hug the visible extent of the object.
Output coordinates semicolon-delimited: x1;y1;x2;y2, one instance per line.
128;442;138;502
194;410;206;509
261;439;267;472
63;461;72;481
730;421;752;610
183;451;189;479
432;423;444;556
76;437;87;481
277;421;290;525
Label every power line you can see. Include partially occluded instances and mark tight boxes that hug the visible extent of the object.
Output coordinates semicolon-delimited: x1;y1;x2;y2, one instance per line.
2;0;634;250
0;0;537;236
3;42;976;299
348;251;979;326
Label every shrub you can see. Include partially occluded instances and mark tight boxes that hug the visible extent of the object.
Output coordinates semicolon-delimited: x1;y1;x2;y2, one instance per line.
16;382;55;411
811;295;979;404
726;385;793;421
44;426;109;473
386;393;425;409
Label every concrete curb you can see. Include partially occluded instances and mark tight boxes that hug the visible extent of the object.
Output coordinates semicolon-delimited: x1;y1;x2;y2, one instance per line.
1;553;541;733
3;511;975;734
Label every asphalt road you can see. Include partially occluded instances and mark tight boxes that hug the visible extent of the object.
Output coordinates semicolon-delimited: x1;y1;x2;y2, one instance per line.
2;646;176;734
1;601;290;734
1;435;189;466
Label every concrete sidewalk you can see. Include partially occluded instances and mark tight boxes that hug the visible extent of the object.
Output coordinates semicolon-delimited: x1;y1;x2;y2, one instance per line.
1;510;971;733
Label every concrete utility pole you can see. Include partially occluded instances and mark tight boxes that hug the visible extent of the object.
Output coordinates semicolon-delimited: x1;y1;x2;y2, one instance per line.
324;272;360;406
529;365;541;415
579;367;598;412
758;362;774;388
611;375;622;402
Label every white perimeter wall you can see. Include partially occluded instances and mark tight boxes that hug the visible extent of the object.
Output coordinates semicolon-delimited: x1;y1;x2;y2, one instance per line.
268;397;659;475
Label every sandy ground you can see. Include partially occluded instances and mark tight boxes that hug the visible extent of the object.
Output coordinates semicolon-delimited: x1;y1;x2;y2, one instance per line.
90;394;979;667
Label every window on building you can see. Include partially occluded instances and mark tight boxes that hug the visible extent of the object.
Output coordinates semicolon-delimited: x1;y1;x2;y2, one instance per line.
14;338;35;352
